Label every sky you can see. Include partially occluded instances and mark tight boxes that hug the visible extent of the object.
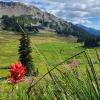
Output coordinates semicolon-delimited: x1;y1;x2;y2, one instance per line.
0;0;100;30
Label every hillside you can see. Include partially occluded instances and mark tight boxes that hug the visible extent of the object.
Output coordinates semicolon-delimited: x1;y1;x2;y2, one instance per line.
0;1;63;24
0;1;100;41
77;24;100;36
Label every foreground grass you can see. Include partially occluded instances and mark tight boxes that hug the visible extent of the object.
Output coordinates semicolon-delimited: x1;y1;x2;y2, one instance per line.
0;31;100;100
0;50;99;100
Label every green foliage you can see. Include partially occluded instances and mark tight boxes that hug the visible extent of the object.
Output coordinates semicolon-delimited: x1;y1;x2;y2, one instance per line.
0;31;100;99
0;33;100;100
18;28;37;76
1;15;23;32
1;15;38;32
84;37;99;47
27;51;100;100
0;51;98;100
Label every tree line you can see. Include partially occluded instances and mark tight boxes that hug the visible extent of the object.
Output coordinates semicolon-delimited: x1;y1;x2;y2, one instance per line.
0;15;100;47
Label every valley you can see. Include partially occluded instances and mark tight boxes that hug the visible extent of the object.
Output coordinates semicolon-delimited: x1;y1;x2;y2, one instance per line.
0;30;99;77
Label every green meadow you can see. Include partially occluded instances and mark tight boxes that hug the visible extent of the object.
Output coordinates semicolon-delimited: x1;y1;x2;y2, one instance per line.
0;30;99;76
0;30;100;100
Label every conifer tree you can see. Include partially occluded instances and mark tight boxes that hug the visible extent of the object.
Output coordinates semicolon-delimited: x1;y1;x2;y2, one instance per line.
18;23;37;76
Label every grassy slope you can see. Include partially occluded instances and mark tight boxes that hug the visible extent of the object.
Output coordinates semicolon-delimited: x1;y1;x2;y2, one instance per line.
0;30;100;77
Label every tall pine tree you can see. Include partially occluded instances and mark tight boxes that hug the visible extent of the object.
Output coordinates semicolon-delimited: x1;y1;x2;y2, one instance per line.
18;24;37;76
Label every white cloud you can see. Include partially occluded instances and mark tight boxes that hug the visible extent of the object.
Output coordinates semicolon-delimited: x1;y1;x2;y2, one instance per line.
41;0;100;29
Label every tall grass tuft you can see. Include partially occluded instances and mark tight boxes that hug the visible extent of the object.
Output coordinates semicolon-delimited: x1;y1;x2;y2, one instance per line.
0;50;99;100
27;50;100;100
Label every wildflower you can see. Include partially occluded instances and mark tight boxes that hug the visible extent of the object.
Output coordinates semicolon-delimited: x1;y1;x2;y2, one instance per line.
8;62;26;84
70;60;80;68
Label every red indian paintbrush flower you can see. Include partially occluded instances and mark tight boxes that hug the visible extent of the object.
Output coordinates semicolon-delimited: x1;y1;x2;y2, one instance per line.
8;62;26;84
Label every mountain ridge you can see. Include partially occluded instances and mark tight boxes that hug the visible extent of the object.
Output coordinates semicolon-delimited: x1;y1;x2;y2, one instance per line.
0;1;100;41
76;24;100;36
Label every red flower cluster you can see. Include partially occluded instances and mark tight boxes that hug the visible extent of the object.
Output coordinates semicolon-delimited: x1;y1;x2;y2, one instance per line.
8;62;26;84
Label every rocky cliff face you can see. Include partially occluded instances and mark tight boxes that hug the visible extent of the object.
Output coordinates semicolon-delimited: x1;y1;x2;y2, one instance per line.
0;1;41;17
0;1;61;21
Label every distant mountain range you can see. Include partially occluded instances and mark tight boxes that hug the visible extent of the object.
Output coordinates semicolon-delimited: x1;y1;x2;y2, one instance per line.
0;1;100;41
77;24;100;36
